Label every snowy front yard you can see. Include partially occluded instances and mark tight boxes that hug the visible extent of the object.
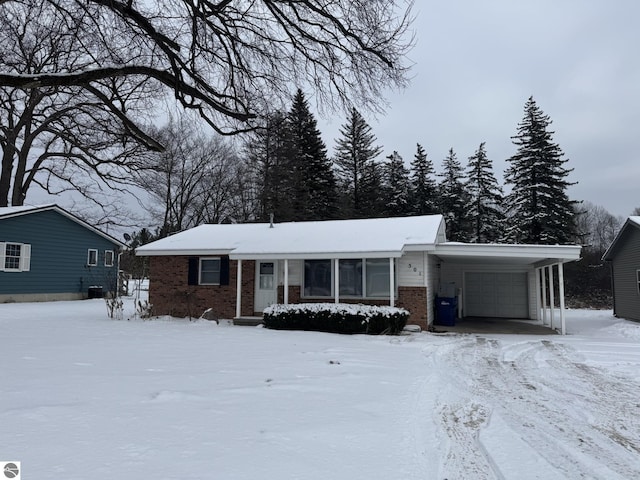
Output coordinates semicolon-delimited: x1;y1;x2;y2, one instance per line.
1;297;640;479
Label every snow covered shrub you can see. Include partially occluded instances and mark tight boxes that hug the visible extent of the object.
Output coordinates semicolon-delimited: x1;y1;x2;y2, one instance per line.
263;303;409;335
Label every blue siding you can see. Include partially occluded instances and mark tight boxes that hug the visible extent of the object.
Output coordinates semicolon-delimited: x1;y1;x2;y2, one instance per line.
0;210;120;296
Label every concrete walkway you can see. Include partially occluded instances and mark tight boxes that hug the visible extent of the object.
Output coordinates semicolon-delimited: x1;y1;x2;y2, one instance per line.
431;317;558;335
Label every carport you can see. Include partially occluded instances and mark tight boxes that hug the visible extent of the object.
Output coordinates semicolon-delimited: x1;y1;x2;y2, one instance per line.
431;243;582;335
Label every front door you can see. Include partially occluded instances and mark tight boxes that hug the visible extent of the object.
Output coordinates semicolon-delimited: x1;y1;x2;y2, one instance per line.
255;261;277;313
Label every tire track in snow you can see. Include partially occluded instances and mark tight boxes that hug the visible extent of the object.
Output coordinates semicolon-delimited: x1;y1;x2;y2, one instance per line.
430;336;640;480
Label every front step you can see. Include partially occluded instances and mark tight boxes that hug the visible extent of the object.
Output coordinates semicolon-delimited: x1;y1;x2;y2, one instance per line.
233;316;263;326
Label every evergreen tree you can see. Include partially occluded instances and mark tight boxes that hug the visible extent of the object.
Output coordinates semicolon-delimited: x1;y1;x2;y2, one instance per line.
244;111;291;221
333;108;383;217
409;143;438;215
504;97;577;244
465;142;504;242
359;160;387;218
438;148;470;241
285;89;337;221
382;151;411;216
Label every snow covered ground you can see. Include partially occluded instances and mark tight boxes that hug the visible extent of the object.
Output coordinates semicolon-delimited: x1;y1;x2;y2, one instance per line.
1;291;640;479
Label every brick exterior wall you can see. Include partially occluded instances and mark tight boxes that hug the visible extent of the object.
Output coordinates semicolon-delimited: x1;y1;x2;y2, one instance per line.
277;285;429;329
149;256;255;319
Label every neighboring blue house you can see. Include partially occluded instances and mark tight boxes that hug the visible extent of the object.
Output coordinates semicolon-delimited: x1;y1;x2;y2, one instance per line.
0;204;125;302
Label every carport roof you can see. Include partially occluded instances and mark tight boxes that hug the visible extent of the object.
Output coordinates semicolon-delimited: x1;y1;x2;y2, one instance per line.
434;242;581;266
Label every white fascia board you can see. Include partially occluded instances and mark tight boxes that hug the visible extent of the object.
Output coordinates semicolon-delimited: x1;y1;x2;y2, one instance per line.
402;244;436;252
230;250;404;261
136;249;233;257
434;243;582;261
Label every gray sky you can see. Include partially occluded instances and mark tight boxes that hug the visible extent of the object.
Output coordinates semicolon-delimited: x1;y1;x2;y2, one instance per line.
320;0;640;217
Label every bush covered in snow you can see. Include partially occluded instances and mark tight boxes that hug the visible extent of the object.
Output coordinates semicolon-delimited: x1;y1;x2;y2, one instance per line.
263;303;409;335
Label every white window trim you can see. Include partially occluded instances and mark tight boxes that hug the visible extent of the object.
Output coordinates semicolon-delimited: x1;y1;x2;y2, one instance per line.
104;250;114;267
87;249;98;266
199;257;221;285
0;242;31;272
302;258;396;299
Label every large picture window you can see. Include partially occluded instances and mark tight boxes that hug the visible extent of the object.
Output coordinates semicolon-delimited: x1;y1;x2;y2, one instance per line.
303;258;392;298
199;258;221;285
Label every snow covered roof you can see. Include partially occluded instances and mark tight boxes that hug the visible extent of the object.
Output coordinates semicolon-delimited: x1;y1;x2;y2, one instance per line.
0;204;126;248
136;215;446;259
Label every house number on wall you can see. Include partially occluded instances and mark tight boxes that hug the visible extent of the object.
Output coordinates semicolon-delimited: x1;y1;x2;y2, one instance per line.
407;264;422;276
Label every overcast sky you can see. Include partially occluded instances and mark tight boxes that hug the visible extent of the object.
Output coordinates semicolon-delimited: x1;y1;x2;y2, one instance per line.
319;0;640;218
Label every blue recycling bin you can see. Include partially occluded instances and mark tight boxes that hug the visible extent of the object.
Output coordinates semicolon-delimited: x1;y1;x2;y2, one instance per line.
435;296;457;326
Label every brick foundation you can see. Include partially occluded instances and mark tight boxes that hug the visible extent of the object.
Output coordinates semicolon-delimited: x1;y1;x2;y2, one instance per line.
149;256;255;319
277;285;429;330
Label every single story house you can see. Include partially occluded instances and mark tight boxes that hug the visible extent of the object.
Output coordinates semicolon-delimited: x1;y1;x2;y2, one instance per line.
136;215;581;334
0;204;125;302
602;216;640;321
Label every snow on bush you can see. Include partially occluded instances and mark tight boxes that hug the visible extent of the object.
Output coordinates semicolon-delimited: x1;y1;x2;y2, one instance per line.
263;303;409;335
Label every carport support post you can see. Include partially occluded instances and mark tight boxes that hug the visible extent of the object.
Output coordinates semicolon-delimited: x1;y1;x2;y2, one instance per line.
389;257;395;307
283;259;289;305
548;265;555;330
535;268;542;323
541;267;548;325
235;259;242;318
334;258;340;304
558;262;566;335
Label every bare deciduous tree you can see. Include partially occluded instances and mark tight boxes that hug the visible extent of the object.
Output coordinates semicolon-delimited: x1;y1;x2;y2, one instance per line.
1;0;414;133
0;1;161;206
137;116;247;234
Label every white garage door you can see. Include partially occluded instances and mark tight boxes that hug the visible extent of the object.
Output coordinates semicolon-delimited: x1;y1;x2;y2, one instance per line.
465;272;529;318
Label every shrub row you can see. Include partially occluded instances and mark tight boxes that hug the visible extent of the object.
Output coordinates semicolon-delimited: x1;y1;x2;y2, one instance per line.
263;303;409;335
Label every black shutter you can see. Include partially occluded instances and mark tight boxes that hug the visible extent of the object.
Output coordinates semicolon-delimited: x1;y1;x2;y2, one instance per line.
188;257;199;285
220;256;230;285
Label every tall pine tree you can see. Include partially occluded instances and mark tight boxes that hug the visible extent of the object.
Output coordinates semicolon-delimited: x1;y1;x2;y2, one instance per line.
504;97;577;244
438;148;469;241
333;108;383;218
285;89;337;221
245;111;291;221
465;142;504;242
409;143;438;215
382;151;411;216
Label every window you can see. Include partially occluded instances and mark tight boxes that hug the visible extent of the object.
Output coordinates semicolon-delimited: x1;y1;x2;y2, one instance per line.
339;259;363;296
5;243;21;270
104;250;114;267
303;258;393;298
1;242;30;272
304;259;332;296
366;258;391;297
199;258;221;285
87;249;98;266
637;270;640;295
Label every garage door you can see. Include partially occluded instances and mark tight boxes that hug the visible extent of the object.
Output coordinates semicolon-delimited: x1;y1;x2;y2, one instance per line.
465;272;529;318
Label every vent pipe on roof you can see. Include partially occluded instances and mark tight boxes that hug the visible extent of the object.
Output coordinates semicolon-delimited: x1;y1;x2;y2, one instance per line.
269;213;274;228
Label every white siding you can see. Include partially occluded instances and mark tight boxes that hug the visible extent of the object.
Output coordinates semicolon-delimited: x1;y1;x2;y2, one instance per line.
398;251;426;287
426;254;439;325
441;263;537;319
